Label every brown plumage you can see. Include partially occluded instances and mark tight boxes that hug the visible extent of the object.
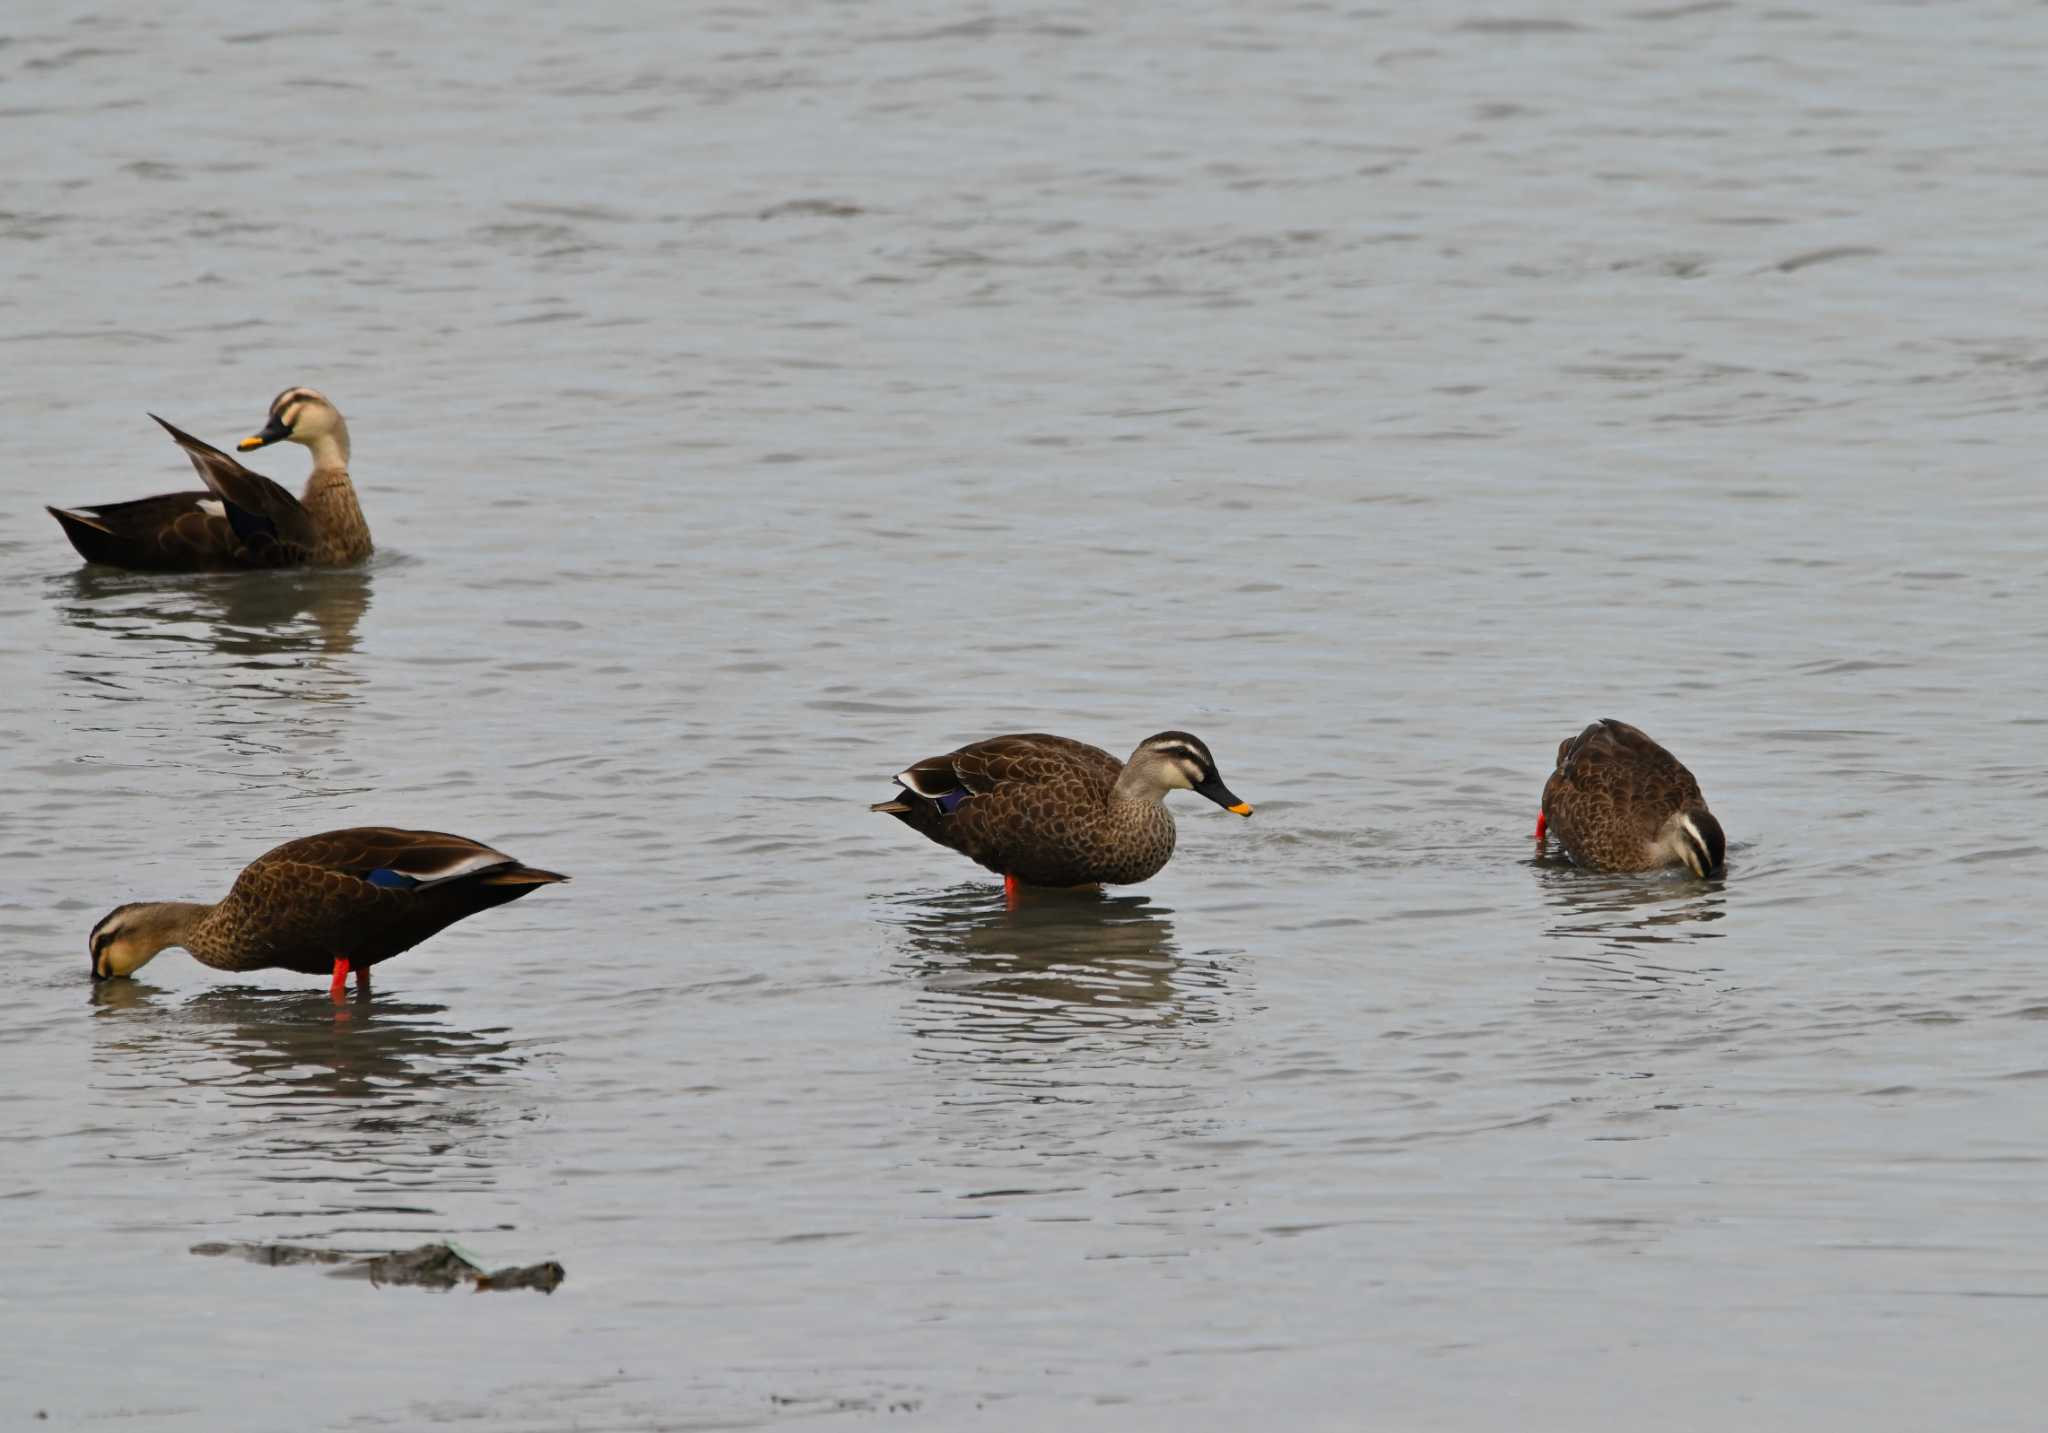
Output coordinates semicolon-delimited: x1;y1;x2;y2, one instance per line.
88;827;566;996
48;388;372;571
1537;719;1726;876
872;731;1254;888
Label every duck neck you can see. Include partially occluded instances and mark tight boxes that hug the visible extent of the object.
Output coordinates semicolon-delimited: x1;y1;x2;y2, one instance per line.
1110;766;1170;807
302;415;351;473
300;432;372;560
110;901;213;974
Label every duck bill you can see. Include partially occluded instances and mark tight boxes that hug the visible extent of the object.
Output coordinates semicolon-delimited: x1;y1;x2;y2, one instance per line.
1193;776;1254;817
237;416;292;452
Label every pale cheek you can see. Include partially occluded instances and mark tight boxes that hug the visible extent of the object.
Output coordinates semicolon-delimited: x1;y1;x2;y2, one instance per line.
106;944;156;977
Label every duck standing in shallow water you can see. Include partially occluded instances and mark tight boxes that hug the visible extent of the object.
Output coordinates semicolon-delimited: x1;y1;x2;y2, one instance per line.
48;387;372;570
872;730;1254;897
88;828;566;1000
1536;719;1725;876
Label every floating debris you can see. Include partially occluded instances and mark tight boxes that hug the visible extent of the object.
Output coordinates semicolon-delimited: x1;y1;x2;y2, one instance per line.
192;1240;564;1294
1773;245;1881;273
758;198;865;220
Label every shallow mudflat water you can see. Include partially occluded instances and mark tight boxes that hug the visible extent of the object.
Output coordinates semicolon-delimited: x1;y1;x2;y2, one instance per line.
2;2;2045;1428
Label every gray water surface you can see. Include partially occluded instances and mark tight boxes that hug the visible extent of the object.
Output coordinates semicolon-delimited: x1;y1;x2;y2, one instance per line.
3;2;2046;1429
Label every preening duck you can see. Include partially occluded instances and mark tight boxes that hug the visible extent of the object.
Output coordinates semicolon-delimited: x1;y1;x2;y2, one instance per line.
872;730;1253;896
48;387;372;570
87;828;566;1000
1536;719;1725;876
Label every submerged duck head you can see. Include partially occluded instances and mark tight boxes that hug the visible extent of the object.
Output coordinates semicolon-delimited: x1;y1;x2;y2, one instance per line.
88;901;197;981
1123;731;1254;816
238;386;349;464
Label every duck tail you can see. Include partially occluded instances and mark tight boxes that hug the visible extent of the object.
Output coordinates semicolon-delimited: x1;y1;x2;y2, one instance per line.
49;504;124;563
869;799;912;814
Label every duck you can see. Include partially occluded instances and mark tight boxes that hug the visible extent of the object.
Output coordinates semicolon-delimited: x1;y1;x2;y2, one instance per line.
1536;719;1726;876
87;828;566;1000
871;730;1254;896
48;387;372;570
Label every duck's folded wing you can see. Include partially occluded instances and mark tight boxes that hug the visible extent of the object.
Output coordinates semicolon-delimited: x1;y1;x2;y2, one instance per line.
949;739;1036;793
150;414;319;564
896;755;969;799
907;734;1054;797
308;827;566;891
954;733;1112;790
48;491;242;568
1595;718;1665;755
887;734;1112;813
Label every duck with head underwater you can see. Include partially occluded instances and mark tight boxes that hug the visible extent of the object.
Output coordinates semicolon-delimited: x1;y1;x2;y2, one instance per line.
88;828;566;1001
872;729;1254;897
48;386;372;571
1535;719;1726;877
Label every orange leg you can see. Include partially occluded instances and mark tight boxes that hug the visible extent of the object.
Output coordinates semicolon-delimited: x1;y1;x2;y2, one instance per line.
329;957;351;1003
1533;811;1547;842
1003;873;1020;908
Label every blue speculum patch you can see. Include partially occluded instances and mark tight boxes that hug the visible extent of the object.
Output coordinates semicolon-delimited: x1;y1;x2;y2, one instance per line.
935;789;968;814
365;868;420;889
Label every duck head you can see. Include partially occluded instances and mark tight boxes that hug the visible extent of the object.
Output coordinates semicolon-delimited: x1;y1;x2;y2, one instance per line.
238;386;350;466
1119;731;1254;816
88;901;203;980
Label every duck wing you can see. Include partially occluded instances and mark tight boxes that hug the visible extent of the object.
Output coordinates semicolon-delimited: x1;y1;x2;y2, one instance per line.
1544;719;1705;847
47;491;247;570
265;827;566;891
1587;718;1706;810
885;733;1117;807
220;828;567;972
873;734;1123;880
150;414;320;567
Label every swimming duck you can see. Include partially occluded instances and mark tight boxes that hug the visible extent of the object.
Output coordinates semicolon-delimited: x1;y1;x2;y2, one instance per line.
88;828;566;1000
1536;719;1725;876
48;387;372;570
872;730;1254;895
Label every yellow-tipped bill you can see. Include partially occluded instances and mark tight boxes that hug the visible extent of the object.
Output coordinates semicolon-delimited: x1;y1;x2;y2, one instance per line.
1192;772;1253;816
239;412;293;451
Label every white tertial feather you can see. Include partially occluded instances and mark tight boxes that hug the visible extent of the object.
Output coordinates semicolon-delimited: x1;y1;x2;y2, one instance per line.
897;768;954;799
196;499;226;519
388;850;513;887
1676;813;1713;877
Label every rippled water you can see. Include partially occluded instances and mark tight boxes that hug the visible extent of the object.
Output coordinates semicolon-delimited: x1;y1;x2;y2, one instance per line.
4;2;2046;1428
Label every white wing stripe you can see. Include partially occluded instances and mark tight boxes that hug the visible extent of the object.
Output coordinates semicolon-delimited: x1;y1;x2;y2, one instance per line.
391;850;512;886
896;768;955;799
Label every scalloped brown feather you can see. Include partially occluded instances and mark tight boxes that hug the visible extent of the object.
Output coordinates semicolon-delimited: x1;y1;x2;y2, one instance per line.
176;827;566;978
1539;719;1713;872
875;733;1179;887
48;412;371;571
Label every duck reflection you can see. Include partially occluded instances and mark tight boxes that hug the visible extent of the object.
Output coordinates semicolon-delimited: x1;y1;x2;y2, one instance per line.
92;982;522;1094
54;565;372;665
885;884;1229;1062
52;568;373;761
89;981;532;1227
1531;854;1730;996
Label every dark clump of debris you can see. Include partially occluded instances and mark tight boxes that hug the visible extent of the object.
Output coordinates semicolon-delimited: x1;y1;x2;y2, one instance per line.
192;1240;564;1294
